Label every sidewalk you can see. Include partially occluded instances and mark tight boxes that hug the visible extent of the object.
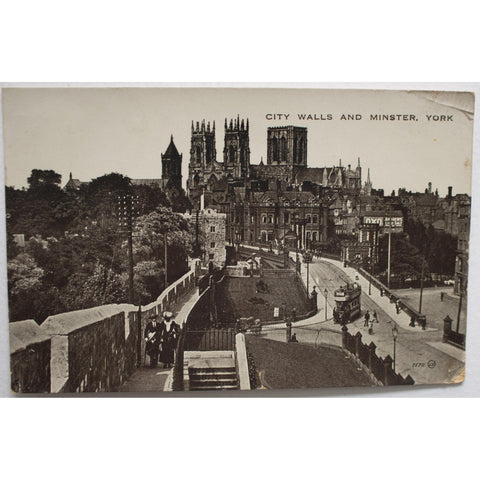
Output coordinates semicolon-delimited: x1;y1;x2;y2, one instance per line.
117;287;200;393
264;255;464;384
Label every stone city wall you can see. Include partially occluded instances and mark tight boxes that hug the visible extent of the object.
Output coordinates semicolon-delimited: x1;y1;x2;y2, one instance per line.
10;261;201;393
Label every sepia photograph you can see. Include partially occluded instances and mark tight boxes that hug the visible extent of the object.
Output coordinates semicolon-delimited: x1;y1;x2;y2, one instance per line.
2;87;474;394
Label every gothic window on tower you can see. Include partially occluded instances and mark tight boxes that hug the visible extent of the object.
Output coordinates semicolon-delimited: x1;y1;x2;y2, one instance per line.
272;136;279;163
195;146;202;164
229;145;235;164
281;136;287;163
206;143;212;164
298;138;304;163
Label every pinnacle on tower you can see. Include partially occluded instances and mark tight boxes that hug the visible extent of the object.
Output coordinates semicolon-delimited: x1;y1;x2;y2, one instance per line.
213;120;215;131
241;119;245;130
191;120;194;133
246;118;249;131
225;118;227;129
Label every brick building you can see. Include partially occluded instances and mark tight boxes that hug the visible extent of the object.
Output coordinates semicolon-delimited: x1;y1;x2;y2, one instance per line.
454;197;470;296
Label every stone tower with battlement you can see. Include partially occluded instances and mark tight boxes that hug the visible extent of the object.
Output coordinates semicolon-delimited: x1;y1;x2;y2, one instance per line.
267;126;307;167
187;119;223;204
223;116;250;179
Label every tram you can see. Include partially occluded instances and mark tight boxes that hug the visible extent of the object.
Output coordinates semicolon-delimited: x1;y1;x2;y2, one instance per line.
333;282;362;324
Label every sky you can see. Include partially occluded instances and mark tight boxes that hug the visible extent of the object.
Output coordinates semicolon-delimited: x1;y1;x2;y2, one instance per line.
1;88;474;196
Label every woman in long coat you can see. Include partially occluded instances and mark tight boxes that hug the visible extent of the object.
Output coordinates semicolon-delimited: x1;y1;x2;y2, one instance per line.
160;311;180;368
144;313;163;368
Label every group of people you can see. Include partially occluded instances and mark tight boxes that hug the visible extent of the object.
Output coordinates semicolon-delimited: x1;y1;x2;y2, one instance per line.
144;311;180;368
363;310;378;334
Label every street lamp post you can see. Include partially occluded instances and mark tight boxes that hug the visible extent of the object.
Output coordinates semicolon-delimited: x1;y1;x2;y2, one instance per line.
324;288;328;321
456;278;464;334
303;251;313;297
392;324;398;372
419;258;425;314
368;257;372;295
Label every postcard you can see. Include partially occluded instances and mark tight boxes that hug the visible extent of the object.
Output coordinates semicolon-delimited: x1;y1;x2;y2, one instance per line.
2;87;473;393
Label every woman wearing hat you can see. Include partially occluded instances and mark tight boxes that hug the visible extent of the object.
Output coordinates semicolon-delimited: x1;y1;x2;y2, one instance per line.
144;312;163;368
160;311;180;368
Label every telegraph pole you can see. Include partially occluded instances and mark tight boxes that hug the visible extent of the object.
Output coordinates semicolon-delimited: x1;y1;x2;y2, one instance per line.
117;192;139;305
164;231;168;289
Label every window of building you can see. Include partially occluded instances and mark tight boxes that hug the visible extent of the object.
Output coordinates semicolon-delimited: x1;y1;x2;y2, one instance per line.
313;215;318;224
284;212;289;224
312;232;317;241
210;242;215;248
210;226;216;232
268;215;273;223
306;215;311;223
209;253;214;259
262;215;267;223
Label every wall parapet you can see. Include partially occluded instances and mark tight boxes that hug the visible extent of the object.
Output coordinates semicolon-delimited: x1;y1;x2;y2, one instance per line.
9;259;202;393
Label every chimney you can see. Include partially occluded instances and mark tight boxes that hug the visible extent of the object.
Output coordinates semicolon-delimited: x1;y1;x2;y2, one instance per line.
448;186;453;198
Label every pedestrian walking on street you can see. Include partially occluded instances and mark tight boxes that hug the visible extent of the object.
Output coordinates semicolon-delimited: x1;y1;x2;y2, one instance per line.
364;310;370;327
368;319;374;335
373;311;378;323
395;300;401;314
440;292;445;302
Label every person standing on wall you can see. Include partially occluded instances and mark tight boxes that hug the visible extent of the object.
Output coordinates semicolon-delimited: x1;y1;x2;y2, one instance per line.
144;312;163;368
160;311;180;368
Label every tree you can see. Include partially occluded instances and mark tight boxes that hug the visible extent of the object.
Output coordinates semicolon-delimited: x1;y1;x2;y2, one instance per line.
133;207;195;286
378;233;426;281
27;169;62;190
7;253;44;297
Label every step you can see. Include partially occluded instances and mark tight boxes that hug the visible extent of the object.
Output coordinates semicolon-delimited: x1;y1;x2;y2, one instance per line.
189;371;237;380
190;384;239;391
189;366;236;374
190;379;238;388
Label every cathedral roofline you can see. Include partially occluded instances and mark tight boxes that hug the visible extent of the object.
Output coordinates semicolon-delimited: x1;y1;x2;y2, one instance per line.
267;125;307;131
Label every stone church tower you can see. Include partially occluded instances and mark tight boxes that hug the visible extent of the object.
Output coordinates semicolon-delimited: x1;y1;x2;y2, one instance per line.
187;119;223;202
267;126;307;167
223;116;250;179
161;135;182;190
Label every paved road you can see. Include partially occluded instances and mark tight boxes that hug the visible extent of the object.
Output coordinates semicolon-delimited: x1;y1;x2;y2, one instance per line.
305;258;464;385
392;286;467;336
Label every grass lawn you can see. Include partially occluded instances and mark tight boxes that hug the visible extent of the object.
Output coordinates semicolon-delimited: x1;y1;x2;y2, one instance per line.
246;335;375;390
225;276;309;322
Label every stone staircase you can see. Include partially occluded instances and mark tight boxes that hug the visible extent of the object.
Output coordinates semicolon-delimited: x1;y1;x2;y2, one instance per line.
184;351;238;390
